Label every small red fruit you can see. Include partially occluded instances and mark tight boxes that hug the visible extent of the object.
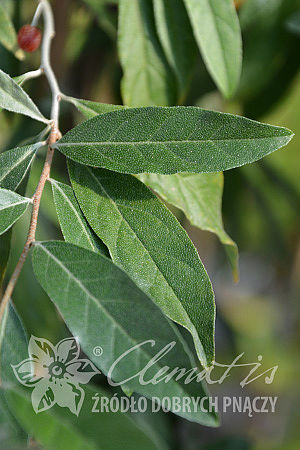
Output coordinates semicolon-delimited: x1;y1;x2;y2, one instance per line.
17;25;42;53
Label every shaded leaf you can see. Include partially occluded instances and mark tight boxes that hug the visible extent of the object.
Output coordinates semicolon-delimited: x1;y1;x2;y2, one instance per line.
138;172;239;281
0;143;42;191
0;189;31;235
0;4;23;60
153;0;197;100
32;240;218;426
56;106;294;174
62;95;127;119
0;230;11;288
118;0;177;106
183;0;242;97
69;163;215;368
50;179;108;255
0;70;48;123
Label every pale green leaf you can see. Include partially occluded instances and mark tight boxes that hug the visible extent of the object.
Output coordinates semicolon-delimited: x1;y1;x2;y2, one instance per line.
0;5;24;60
50;178;108;255
56;106;294;174
69;163;216;368
62;95;127;119
0;189;31;235
32;240;218;426
138;172;239;281
0;143;42;191
0;70;49;123
153;0;197;100
118;0;177;106
183;0;242;97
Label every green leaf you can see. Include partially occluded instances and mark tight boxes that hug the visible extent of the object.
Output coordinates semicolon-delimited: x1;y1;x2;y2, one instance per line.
0;230;11;288
56;106;294;174
153;0;197;100
69;163;215;368
118;0;177;106
0;70;49;123
138;172;239;281
0;4;23;60
0;189;31;235
5;385;161;450
32;240;218;426
183;0;242;97
62;95;127;119
0;143;42;191
50;178;109;255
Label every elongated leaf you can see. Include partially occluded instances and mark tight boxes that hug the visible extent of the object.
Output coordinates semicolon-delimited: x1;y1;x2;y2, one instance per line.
56;106;294;174
118;0;177;106
69;163;215;368
0;143;42;191
50;179;108;255
0;189;31;235
183;0;242;97
138;172;239;280
0;4;23;60
153;0;197;100
63;95;127;119
32;241;218;426
0;70;48;123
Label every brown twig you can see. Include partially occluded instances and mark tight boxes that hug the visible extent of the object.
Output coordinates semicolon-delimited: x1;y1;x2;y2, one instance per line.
0;0;61;324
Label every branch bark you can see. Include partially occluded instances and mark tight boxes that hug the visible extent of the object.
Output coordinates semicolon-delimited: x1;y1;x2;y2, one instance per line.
0;0;61;324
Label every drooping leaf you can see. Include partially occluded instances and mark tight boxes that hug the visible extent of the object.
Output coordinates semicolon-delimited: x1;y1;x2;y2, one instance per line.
0;189;31;235
69;163;215;368
118;0;177;106
50;178;108;255
0;70;49;123
153;0;197;100
183;0;242;97
32;240;218;426
0;4;23;60
62;95;127;119
56;106;294;174
138;172;239;281
0;143;42;191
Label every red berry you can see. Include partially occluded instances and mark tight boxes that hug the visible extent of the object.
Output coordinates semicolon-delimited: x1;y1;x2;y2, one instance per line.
17;25;42;53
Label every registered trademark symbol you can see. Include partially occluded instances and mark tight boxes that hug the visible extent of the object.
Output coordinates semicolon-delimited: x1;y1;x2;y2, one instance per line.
93;346;103;356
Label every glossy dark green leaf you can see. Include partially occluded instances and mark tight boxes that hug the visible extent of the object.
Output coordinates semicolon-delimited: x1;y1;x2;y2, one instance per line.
0;143;42;191
118;0;177;106
56;106;294;174
153;0;197;100
138;172;239;281
183;0;242;97
69;163;215;368
0;189;31;235
32;241;218;426
63;95;127;120
0;70;49;123
50;179;108;255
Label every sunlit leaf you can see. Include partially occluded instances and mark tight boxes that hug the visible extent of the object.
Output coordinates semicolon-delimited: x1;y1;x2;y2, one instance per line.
183;0;242;97
56;106;294;174
118;0;177;106
0;70;48;123
138;172;239;281
0;189;31;235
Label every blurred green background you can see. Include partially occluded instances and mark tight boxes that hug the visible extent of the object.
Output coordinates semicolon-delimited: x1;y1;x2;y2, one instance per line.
0;0;300;449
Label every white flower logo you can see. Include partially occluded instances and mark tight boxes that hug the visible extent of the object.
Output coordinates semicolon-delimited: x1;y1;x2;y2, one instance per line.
12;336;100;415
